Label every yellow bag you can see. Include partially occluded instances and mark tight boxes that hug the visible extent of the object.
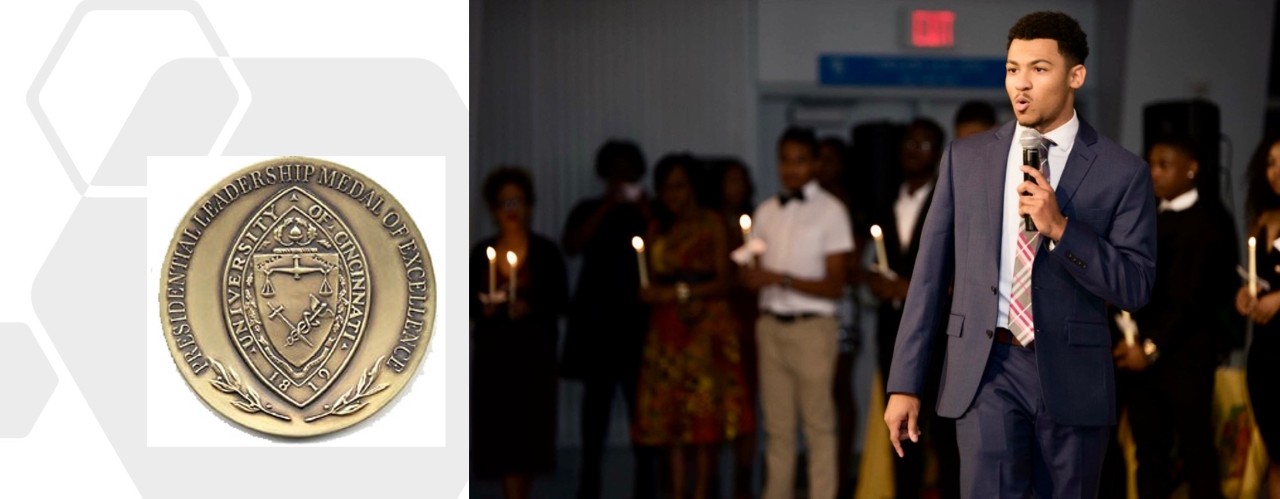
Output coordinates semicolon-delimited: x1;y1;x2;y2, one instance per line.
855;372;894;499
1213;366;1269;498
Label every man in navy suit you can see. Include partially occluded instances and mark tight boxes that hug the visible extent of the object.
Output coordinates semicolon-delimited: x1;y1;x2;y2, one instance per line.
883;11;1157;498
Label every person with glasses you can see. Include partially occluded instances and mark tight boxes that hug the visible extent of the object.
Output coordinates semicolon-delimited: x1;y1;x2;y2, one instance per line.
470;166;568;499
867;117;959;498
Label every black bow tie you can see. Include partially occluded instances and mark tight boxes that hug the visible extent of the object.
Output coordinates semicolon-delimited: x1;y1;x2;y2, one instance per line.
779;190;806;206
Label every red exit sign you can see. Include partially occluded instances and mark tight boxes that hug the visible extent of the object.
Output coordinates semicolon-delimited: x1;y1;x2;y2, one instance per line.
911;10;955;48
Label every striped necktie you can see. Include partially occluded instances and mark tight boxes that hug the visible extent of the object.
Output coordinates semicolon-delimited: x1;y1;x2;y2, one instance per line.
1008;138;1052;345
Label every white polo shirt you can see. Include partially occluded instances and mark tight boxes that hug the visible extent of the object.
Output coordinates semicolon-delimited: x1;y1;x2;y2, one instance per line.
753;180;855;316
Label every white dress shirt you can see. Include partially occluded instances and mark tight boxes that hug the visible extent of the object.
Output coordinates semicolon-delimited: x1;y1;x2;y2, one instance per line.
753;180;855;316
996;110;1079;330
894;181;934;251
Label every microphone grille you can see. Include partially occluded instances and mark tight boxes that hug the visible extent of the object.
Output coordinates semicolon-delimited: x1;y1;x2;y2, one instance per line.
1018;130;1043;150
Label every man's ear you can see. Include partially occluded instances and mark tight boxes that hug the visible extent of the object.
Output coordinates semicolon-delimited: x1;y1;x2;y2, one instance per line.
1069;64;1087;90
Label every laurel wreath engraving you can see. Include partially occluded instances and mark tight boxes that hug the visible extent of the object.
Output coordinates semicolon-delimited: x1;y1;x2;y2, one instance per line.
208;357;292;421
304;356;390;422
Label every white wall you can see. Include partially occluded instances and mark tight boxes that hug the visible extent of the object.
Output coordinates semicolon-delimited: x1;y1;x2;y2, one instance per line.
472;0;756;243
1118;0;1275;233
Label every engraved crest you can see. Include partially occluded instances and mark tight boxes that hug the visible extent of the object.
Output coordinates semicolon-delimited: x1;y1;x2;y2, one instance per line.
222;186;371;407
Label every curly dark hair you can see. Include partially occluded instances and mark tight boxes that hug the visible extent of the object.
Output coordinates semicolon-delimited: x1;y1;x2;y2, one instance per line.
594;140;647;181
1246;136;1280;227
1007;11;1089;66
481;165;535;210
1147;134;1200;163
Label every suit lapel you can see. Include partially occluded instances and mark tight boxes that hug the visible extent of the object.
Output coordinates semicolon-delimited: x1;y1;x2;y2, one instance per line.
1053;119;1099;212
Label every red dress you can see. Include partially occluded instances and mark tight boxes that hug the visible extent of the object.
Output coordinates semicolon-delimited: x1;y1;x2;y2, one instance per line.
632;211;756;445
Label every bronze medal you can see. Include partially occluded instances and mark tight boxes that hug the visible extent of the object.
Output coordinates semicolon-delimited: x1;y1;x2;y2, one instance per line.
159;157;435;437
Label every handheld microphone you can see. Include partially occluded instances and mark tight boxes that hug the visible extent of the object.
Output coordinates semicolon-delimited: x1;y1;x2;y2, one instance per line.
1018;131;1043;232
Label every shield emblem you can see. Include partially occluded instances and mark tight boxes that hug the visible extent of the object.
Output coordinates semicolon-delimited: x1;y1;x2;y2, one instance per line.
223;186;371;407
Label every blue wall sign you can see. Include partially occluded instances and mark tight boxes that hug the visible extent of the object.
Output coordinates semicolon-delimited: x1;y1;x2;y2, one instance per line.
819;54;1006;88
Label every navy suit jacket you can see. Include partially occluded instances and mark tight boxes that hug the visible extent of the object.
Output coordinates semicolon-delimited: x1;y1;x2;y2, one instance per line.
885;119;1157;427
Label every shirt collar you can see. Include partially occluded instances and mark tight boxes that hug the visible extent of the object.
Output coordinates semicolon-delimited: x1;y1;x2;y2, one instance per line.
899;180;934;202
1014;109;1079;153
800;180;820;200
1159;188;1199;213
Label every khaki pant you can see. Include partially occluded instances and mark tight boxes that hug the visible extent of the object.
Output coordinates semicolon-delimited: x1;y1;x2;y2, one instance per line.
757;314;839;499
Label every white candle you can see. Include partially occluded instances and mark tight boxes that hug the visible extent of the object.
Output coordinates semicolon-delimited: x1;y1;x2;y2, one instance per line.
870;224;889;273
739;214;755;268
1120;310;1136;346
1250;237;1258;298
632;236;650;288
506;251;519;308
486;246;497;297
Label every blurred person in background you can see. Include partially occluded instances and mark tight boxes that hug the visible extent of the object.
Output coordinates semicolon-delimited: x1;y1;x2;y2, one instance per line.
1101;135;1234;499
710;158;760;499
471;167;568;499
744;126;854;499
561;140;657;499
867;118;959;498
632;154;755;499
1235;135;1280;499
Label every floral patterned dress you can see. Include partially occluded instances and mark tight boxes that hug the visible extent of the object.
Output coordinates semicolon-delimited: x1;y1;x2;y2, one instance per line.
632;211;755;445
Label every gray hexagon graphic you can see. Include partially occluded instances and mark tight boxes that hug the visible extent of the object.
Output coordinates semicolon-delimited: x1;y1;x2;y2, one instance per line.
29;1;468;497
0;323;59;438
27;0;228;194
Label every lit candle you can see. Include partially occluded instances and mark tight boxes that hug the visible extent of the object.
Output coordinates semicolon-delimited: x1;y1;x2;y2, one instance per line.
870;224;889;273
739;214;755;268
486;246;497;297
1120;310;1136;346
506;251;519;309
1250;237;1258;298
632;236;650;288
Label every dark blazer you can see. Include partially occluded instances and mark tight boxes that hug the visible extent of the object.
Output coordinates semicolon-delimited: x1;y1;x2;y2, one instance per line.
886;119;1157;427
873;181;936;378
1133;197;1238;390
875;183;935;279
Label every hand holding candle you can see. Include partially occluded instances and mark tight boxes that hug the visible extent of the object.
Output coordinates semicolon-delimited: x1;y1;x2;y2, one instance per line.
870;224;889;274
1250;236;1258;298
739;214;755;267
632;236;650;288
506;250;519;312
486;246;497;298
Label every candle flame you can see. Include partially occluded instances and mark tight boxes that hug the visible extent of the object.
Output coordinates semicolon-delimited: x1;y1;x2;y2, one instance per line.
486;246;496;261
1250;237;1257;248
739;214;752;231
506;250;517;266
632;236;645;252
870;224;883;238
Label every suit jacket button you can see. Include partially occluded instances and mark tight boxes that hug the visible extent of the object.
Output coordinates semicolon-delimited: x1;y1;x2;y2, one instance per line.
986;329;994;338
991;285;998;295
